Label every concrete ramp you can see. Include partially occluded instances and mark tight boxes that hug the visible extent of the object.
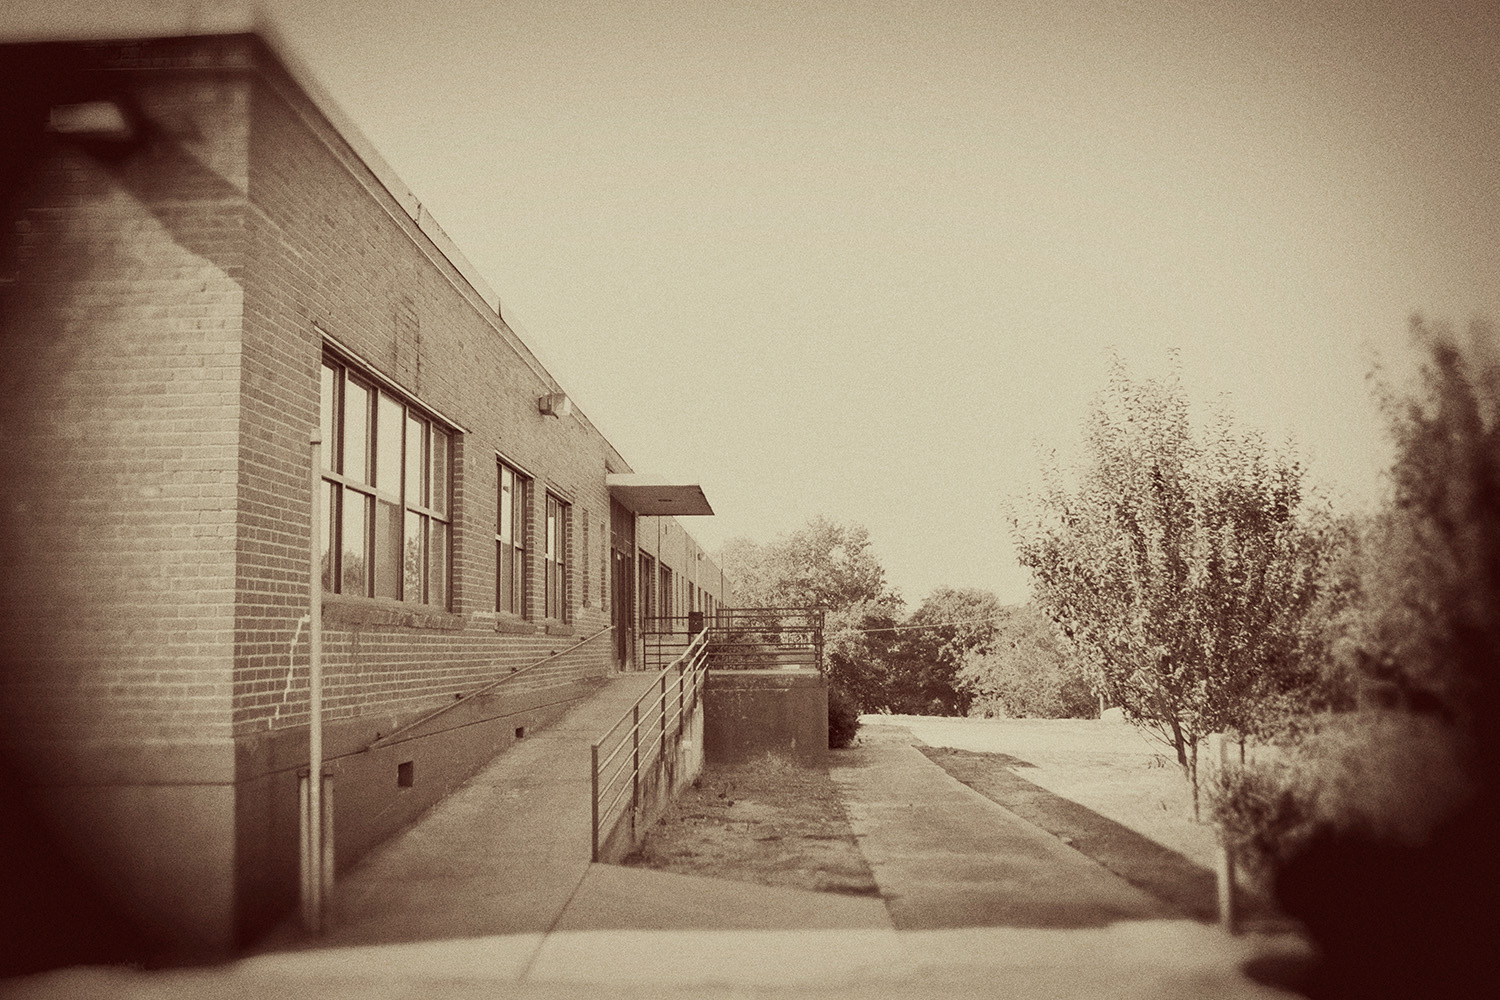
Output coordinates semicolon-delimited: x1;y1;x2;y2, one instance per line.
260;670;880;953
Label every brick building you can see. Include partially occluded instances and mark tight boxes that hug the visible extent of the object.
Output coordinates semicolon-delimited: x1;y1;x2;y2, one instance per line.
0;31;730;965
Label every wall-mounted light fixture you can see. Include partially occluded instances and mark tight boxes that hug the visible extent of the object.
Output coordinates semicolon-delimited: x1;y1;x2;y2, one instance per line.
537;392;572;418
48;101;135;141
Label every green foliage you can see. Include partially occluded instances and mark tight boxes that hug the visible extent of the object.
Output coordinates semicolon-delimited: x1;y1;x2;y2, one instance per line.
880;587;1003;715
720;516;904;713
1014;355;1350;789
721;516;892;611
827;684;862;748
1350;318;1500;734
960;603;1098;718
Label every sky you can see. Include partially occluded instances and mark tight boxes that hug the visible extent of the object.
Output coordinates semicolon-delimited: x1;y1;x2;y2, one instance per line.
7;0;1499;606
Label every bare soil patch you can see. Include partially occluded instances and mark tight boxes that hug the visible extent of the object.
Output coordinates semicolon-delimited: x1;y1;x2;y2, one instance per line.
621;752;879;897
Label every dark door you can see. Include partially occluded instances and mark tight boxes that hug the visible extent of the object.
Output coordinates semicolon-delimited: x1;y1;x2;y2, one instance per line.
611;548;632;668
609;500;636;670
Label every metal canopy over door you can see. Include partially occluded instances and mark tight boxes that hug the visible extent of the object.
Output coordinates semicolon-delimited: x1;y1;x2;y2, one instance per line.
609;500;635;669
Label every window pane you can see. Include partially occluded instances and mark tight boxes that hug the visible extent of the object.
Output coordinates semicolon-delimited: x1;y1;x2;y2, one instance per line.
406;511;426;603
375;498;401;599
512;476;526;550
321;479;336;592
320;364;337;471
342;491;370;596
513;540;525;617
499;467;512;543
429;520;449;609
376;393;403;496
501;542;513;614
430;429;450;516
406;413;425;506
343;380;370;484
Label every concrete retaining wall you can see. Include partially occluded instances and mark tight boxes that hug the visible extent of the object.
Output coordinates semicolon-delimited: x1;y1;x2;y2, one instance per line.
704;670;828;767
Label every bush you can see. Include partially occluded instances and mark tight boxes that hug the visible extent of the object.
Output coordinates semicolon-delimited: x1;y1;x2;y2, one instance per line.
828;684;861;748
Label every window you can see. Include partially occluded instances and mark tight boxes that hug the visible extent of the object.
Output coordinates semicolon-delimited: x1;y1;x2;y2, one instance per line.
659;565;673;625
639;553;655;631
545;493;569;621
321;356;451;607
496;461;528;616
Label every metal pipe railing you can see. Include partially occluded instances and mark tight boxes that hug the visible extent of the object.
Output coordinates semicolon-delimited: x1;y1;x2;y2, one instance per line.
366;624;613;752
591;629;710;861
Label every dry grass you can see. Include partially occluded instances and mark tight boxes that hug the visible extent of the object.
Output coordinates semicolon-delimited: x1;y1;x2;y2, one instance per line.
622;751;880;896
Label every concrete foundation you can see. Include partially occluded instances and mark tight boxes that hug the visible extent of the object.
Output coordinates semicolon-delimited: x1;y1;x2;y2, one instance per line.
703;670;828;767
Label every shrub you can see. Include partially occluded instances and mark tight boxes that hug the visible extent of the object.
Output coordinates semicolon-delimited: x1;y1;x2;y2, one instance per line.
828;684;861;748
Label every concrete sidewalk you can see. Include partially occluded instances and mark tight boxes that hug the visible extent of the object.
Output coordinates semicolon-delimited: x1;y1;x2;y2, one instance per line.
1;683;1310;998
832;724;1175;929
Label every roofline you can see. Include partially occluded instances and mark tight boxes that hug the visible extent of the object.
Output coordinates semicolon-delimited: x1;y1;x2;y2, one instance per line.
0;14;641;477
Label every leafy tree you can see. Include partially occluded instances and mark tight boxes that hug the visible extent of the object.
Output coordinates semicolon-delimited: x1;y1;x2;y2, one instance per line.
881;587;1003;715
1349;318;1500;725
1015;356;1348;808
720;516;891;610
719;516;903;725
1266;318;1500;999
959;603;1097;718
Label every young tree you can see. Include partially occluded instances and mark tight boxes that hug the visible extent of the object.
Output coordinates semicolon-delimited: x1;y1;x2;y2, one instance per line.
1015;356;1346;807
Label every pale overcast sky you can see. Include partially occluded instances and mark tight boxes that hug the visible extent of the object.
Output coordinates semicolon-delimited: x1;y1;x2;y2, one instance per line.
7;1;1499;605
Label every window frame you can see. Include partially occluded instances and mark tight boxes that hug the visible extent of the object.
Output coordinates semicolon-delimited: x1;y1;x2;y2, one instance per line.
320;353;453;609
496;459;529;618
545;493;569;622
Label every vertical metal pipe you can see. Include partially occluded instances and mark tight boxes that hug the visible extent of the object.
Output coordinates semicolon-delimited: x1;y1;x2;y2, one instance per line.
321;773;335;911
304;433;325;933
591;743;600;862
1213;733;1238;933
298;773;311;929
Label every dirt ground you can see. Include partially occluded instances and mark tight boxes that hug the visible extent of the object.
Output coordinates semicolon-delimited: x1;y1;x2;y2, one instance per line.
620;751;879;897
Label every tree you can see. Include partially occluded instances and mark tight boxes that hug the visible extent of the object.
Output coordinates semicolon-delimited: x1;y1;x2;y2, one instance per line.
1266;318;1500;1000
881;587;1003;715
720;516;891;610
1015;356;1347;808
719;516;903;718
959;603;1097;718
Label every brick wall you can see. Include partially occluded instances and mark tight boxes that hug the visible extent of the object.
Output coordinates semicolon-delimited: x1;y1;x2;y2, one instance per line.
0;42;251;961
0;33;734;961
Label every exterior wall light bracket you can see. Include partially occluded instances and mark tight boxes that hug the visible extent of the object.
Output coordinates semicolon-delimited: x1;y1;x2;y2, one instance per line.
538;392;572;418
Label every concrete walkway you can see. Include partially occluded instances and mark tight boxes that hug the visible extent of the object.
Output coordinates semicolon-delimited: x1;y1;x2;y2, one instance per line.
0;683;1311;999
831;724;1176;929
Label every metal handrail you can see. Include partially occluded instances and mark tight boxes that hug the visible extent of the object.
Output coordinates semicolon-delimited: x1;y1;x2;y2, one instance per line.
591;629;711;861
366;624;614;752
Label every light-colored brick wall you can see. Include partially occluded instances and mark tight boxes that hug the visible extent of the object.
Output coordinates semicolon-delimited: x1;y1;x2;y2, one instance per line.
0;62;247;763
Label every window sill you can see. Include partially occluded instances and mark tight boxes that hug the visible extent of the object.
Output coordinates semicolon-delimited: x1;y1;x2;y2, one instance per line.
544;622;575;637
322;594;462;630
494;615;538;635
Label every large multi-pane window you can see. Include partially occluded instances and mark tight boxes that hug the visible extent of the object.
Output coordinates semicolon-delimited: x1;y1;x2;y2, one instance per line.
320;356;451;608
545;493;569;621
496;461;528;616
